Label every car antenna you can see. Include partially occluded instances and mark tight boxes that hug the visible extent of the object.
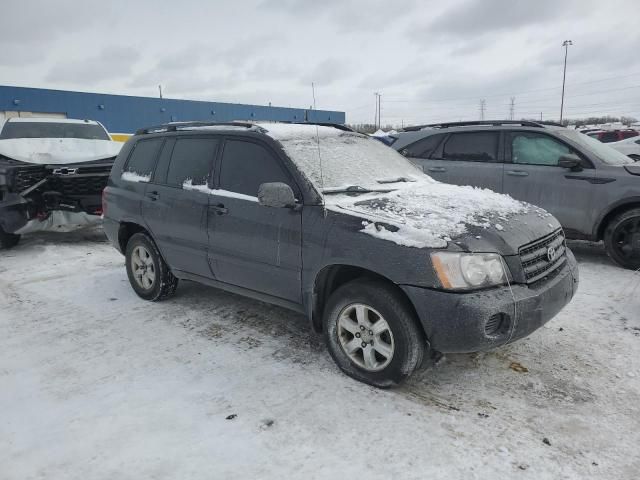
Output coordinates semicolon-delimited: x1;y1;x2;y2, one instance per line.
311;82;326;211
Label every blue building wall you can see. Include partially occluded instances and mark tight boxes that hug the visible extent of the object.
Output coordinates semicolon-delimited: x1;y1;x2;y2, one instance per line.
0;86;345;133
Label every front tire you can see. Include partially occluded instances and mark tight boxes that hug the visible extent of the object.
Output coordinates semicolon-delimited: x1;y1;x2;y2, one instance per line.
323;279;426;388
0;226;20;249
125;232;178;301
604;208;640;270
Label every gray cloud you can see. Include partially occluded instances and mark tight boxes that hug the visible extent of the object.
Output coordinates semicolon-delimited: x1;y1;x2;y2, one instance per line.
413;0;579;37
46;46;140;85
1;0;638;124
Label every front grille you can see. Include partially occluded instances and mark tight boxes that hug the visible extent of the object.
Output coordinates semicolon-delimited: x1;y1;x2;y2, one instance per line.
14;166;47;192
519;229;567;284
46;174;109;196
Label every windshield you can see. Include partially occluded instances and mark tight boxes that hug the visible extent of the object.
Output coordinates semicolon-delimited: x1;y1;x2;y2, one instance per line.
276;132;428;191
0;122;111;140
556;129;634;165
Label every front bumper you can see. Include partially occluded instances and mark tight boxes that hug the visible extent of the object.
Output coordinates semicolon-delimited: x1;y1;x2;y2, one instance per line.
402;249;579;353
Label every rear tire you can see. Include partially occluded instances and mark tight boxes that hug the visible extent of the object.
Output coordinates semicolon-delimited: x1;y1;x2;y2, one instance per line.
604;208;640;270
0;226;20;249
125;232;178;301
323;279;426;388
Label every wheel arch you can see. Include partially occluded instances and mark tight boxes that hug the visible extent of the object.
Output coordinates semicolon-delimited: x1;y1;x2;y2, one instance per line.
309;263;421;335
595;197;640;240
117;221;150;253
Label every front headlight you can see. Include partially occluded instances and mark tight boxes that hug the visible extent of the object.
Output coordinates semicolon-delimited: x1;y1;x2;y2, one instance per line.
431;252;511;290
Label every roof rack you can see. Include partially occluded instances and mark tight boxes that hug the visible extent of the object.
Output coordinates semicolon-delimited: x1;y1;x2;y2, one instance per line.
135;121;263;135
135;120;354;135
401;120;547;132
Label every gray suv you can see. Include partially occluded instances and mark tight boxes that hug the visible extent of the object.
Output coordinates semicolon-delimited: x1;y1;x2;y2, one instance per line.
390;121;640;269
103;121;578;387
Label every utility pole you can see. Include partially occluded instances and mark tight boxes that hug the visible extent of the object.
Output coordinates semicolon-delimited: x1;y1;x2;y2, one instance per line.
509;97;515;120
374;92;379;129
311;82;316;110
158;85;163;99
378;93;382;129
540;112;543;121
479;99;486;121
374;92;382;129
560;39;573;124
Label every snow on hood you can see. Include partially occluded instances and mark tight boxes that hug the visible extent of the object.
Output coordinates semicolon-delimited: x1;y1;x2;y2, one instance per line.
326;181;530;248
0;138;122;165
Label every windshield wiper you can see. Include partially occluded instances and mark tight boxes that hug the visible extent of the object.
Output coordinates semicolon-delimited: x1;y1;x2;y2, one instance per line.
322;185;393;195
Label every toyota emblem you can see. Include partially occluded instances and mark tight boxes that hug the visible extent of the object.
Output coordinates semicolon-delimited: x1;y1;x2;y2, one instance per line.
547;246;557;262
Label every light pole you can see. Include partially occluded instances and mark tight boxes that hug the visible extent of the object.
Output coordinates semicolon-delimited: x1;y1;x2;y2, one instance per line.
560;40;573;124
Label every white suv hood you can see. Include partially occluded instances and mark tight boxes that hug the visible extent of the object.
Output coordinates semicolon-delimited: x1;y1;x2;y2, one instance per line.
0;138;122;165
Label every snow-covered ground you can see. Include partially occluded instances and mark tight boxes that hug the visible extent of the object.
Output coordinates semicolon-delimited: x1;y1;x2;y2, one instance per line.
1;230;639;479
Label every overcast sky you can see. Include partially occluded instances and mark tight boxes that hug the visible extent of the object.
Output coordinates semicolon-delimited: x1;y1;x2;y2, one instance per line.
2;0;639;126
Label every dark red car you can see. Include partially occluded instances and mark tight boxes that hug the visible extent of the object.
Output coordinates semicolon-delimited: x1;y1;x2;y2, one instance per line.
585;129;639;143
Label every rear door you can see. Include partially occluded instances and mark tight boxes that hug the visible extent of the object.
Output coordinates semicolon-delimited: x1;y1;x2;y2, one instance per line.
207;137;303;303
429;131;503;192
502;131;595;235
142;136;219;278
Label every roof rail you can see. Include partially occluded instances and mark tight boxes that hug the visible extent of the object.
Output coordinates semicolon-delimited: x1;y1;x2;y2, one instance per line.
135;120;354;135
134;121;263;135
401;120;546;132
259;120;354;132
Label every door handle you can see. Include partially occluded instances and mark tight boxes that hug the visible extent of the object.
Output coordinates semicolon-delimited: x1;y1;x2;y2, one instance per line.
210;204;228;215
506;170;529;177
145;191;159;201
427;166;447;173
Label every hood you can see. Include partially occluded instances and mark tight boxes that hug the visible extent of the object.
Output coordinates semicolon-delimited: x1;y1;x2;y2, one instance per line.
624;164;640;176
0;138;122;165
326;181;560;254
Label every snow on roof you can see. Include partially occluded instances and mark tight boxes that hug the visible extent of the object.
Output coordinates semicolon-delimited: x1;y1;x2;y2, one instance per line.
6;117;101;125
259;123;352;140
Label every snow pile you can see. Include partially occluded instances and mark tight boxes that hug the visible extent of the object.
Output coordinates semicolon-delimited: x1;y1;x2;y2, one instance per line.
327;181;528;248
274;133;424;190
121;171;151;183
370;129;397;137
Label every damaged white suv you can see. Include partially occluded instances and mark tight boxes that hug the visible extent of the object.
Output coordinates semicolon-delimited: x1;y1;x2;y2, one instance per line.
0;117;122;248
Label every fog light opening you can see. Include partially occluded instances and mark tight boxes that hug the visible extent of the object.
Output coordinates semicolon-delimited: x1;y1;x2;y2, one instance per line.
484;313;511;337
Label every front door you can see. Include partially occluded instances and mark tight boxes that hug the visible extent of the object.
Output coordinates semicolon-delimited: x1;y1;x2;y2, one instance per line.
142;136;219;278
502;131;595;236
207;138;303;303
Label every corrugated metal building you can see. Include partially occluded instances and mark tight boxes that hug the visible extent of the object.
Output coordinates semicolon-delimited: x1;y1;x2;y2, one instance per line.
0;85;345;135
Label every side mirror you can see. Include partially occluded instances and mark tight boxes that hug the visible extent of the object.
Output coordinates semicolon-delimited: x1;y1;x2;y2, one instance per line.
258;182;297;208
558;154;582;171
400;148;409;157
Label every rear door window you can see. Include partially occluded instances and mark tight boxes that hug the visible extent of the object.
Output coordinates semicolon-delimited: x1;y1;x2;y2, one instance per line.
125;139;164;177
441;132;499;162
218;140;292;197
510;132;572;166
165;138;219;187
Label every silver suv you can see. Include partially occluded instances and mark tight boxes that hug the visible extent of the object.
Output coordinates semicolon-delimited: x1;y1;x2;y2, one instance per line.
390;121;640;269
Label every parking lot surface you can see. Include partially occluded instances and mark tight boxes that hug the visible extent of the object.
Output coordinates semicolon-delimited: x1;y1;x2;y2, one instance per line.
1;229;639;479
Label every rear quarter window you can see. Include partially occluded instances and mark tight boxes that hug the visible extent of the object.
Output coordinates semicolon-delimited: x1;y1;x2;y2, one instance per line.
124;138;164;177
